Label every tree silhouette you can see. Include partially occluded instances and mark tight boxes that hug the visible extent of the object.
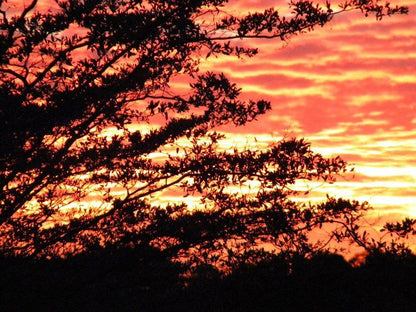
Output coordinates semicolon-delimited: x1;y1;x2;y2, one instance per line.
0;0;408;264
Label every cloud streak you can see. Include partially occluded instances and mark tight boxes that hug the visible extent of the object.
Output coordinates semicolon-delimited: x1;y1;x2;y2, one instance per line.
203;1;416;224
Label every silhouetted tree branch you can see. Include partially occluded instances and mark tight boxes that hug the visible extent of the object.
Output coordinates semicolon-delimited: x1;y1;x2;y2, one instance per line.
0;0;409;264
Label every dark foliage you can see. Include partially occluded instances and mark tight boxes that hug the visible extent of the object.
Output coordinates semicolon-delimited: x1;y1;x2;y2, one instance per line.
0;0;408;262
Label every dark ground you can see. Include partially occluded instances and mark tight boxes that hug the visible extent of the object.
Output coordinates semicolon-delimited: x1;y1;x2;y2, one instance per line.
1;248;416;312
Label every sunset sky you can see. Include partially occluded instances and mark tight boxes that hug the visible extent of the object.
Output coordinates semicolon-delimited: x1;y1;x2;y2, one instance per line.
6;0;414;230
188;0;416;229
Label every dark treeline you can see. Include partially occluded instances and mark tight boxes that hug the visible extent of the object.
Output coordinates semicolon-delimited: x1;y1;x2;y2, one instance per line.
2;247;416;311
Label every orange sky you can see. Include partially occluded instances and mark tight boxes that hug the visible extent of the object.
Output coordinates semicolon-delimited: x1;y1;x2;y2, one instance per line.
183;0;416;228
8;0;414;230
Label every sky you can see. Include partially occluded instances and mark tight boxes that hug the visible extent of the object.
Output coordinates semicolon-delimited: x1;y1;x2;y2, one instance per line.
6;0;414;233
187;0;416;230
